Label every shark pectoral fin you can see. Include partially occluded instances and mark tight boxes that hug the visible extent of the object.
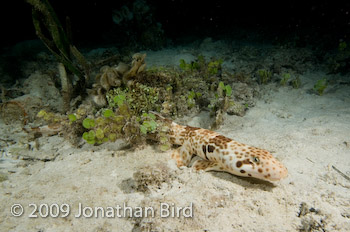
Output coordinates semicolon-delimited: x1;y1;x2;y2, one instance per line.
192;159;223;172
171;145;192;168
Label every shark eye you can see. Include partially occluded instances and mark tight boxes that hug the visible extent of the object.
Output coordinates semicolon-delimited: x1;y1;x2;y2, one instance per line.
252;156;260;163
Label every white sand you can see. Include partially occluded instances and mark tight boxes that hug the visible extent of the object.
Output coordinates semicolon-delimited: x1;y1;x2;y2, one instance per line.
1;44;350;231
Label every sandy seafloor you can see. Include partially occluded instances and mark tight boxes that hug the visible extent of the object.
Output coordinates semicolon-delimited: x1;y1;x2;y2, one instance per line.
1;41;350;232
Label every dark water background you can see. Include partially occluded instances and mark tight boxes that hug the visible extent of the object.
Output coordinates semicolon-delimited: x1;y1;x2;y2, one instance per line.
2;1;350;48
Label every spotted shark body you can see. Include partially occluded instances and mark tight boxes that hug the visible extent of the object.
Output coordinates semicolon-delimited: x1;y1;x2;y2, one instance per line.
154;113;288;182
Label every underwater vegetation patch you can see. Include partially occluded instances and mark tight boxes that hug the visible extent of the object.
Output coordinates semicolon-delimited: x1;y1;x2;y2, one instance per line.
31;52;256;148
257;69;272;84
179;55;223;78
291;76;301;89
218;81;232;97
313;78;328;96
280;73;291;86
139;113;157;135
